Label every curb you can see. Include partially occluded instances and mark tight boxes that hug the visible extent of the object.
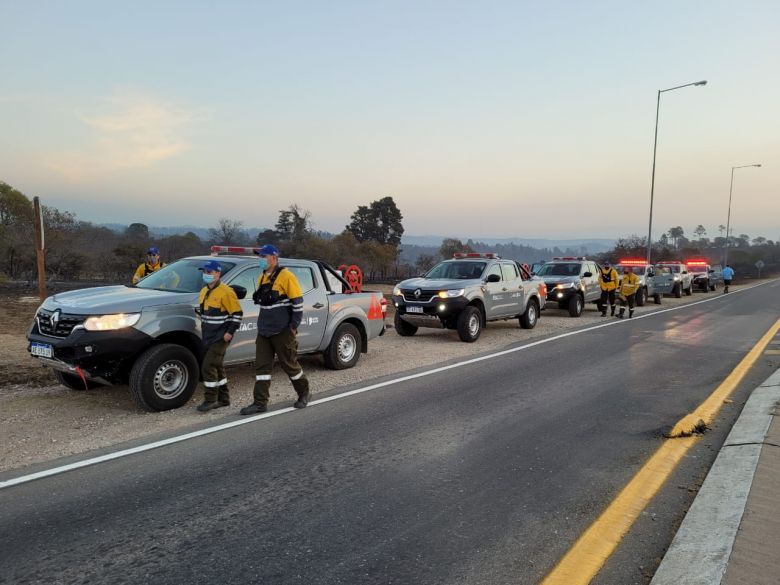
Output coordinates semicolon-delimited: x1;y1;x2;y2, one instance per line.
650;367;780;585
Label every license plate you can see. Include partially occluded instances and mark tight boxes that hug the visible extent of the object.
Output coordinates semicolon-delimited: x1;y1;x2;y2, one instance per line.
30;342;53;358
406;306;424;314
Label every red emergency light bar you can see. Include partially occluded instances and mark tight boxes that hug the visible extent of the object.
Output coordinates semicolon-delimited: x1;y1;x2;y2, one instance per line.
686;260;709;266
618;259;647;266
210;245;262;255
453;252;499;259
552;256;587;261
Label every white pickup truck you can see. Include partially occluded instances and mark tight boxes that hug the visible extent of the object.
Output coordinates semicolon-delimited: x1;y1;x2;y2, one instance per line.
27;248;386;411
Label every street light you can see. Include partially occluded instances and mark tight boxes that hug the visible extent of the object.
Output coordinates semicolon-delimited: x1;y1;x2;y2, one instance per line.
724;163;761;266
645;80;707;266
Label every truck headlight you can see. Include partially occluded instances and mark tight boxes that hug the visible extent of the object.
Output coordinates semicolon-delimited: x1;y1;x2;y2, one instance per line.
393;287;401;296
673;275;680;281
437;289;465;298
84;313;141;331
556;283;575;290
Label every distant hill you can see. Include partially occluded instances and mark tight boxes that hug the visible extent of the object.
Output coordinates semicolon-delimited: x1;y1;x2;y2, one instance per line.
401;235;615;254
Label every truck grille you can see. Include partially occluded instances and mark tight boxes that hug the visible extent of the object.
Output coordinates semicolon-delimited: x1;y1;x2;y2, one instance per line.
36;309;85;338
400;289;437;303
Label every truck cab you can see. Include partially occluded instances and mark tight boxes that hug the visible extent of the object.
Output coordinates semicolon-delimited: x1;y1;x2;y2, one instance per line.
615;259;675;305
686;259;721;292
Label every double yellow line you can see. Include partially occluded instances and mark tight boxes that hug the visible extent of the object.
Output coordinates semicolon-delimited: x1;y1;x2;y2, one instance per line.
541;318;780;585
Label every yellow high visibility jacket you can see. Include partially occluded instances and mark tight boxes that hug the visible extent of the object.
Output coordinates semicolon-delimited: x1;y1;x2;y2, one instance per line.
198;281;243;346
619;272;641;297
599;267;619;291
133;261;165;284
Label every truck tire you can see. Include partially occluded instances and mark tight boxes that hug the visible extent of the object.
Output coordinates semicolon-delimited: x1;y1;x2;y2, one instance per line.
394;312;418;337
324;323;362;370
457;306;482;342
673;283;682;298
654;293;662;304
54;370;103;391
710;282;717;292
129;343;199;412
636;288;646;307
520;299;539;329
568;294;583;317
701;281;709;293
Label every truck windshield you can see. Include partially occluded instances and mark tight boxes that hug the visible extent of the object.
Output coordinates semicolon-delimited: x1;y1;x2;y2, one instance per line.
536;263;580;276
135;259;237;293
426;261;486;279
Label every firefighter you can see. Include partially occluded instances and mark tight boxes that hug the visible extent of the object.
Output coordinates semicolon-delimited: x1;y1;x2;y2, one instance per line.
240;244;310;415
617;265;641;319
132;246;165;284
597;261;619;316
196;260;243;412
722;264;735;293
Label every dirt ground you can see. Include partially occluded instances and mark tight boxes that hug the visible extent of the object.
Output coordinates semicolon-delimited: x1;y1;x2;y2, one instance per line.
0;281;768;475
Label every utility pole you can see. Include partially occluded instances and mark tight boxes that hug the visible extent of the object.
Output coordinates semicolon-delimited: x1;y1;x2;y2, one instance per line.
33;196;47;301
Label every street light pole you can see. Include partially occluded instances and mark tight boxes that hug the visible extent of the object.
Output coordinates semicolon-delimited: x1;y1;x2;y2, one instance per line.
645;80;707;267
724;163;761;266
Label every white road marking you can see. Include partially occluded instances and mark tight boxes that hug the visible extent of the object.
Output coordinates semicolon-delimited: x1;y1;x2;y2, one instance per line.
1;281;774;490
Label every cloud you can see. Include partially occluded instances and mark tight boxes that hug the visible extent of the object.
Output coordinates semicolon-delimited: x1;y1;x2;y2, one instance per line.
48;92;195;180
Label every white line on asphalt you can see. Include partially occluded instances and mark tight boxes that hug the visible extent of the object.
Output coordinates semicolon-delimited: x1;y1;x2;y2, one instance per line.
1;280;774;490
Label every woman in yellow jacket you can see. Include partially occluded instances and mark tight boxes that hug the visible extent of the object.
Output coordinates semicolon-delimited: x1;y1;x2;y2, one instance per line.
617;266;641;319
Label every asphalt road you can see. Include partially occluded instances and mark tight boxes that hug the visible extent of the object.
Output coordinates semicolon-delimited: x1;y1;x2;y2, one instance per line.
2;281;779;585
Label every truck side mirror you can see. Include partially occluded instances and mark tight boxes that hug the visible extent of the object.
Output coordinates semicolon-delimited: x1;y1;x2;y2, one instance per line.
486;274;501;283
230;285;247;300
582;271;593;278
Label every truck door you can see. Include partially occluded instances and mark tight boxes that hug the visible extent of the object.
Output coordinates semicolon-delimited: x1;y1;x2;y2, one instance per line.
649;265;675;296
223;266;261;364
286;265;328;352
501;262;524;316
484;263;515;319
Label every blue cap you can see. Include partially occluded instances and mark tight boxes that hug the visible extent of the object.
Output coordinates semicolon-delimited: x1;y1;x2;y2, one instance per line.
201;260;222;272
255;244;279;257
147;246;160;255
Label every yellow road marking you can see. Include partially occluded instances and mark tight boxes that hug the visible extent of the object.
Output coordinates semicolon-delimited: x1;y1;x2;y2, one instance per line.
541;318;780;585
669;318;780;437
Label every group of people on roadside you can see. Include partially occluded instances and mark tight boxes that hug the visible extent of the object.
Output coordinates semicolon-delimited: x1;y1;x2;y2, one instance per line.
132;244;310;415
596;261;737;319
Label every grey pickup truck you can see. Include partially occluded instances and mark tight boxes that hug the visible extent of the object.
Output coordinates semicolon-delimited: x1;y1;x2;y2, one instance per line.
27;248;386;411
391;253;546;342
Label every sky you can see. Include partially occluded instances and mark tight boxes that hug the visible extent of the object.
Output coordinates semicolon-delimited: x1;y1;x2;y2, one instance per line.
1;1;778;241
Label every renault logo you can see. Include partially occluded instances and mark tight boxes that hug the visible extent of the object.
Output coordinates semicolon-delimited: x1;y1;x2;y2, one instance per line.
51;310;61;328
414;289;422;298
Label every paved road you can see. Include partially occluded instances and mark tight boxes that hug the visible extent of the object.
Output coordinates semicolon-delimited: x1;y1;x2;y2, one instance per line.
2;282;778;585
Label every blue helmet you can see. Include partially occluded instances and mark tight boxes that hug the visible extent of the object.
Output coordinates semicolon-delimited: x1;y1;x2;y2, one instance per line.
255;244;280;257
147;246;160;255
200;260;222;272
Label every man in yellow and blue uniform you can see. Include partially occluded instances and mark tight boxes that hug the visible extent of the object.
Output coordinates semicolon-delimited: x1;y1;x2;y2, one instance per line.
597;261;619;317
196;259;243;412
617;265;641;319
133;246;166;284
240;244;310;415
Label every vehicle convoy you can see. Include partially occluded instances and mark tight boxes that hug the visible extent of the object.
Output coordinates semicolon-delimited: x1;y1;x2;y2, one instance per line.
686;260;724;292
614;259;675;305
534;257;601;317
27;247;386;411
655;260;694;297
391;253;546;342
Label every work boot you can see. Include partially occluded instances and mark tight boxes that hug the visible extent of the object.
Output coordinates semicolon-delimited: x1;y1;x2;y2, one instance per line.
294;390;311;409
610;305;616;316
629;310;634;318
618;308;625;319
600;310;607;317
240;403;268;415
197;400;219;412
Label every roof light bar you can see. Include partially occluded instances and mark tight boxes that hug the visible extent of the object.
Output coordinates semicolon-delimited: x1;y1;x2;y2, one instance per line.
210;245;262;256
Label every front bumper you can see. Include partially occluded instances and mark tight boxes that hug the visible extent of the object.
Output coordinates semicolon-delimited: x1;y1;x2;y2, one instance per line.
27;325;154;383
392;295;470;328
546;286;579;303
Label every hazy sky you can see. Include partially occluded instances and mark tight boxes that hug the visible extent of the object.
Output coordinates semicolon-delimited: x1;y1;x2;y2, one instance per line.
2;1;778;240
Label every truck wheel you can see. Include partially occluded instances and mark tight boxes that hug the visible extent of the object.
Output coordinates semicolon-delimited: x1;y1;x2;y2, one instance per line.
54;371;103;391
710;282;717;292
701;281;709;293
568;294;583;317
635;288;646;307
520;299;539;329
129;344;199;412
654;293;662;304
394;312;418;337
673;283;682;298
324;323;362;370
457;306;482;342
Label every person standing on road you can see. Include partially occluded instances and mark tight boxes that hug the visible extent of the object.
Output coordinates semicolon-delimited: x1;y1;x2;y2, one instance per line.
132;246;166;284
240;244;311;415
196;260;243;412
597;261;619;317
617;265;641;319
722;264;735;293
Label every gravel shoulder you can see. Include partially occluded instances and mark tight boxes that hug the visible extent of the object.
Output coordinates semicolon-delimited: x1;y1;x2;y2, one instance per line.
0;283;758;474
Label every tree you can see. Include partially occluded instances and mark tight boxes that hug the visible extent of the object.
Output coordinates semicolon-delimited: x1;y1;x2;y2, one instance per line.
275;204;312;242
752;236;767;246
718;224;726;238
415;254;437;274
124;223;150;240
346;196;404;249
693;225;707;240
667;226;685;249
208;218;248;245
439;237;473;259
